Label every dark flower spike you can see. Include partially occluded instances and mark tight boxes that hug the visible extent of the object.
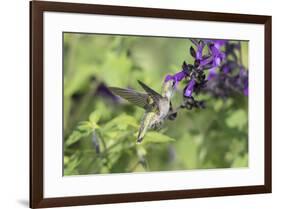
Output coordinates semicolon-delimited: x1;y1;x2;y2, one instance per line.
194;59;200;68
164;38;247;117
182;61;193;74
181;96;205;110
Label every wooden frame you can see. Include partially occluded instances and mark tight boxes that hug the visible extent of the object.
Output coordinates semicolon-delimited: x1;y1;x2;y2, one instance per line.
30;0;272;208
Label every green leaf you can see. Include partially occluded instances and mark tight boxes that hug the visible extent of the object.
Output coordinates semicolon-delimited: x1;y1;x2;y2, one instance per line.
103;114;138;131
142;132;176;144
137;146;147;156
65;121;98;147
65;130;85;146
77;121;93;133
225;109;247;130
89;111;101;124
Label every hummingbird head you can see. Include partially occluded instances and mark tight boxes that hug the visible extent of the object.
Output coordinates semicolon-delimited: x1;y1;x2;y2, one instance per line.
162;79;175;99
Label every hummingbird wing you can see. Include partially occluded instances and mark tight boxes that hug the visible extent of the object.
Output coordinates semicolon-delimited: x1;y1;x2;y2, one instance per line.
137;80;162;103
108;87;152;109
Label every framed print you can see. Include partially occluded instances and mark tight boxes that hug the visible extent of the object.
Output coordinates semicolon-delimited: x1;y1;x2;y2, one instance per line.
30;0;272;208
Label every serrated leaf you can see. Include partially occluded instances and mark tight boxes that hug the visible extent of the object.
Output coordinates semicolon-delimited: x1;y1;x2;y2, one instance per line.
142;132;176;144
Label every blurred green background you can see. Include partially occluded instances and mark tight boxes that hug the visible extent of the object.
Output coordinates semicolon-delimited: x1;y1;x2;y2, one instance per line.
63;33;248;176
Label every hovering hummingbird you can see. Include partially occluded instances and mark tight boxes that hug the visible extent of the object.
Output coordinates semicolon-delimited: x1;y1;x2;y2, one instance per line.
109;80;177;143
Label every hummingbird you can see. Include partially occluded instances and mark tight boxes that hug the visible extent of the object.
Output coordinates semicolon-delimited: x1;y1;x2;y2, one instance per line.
109;80;177;143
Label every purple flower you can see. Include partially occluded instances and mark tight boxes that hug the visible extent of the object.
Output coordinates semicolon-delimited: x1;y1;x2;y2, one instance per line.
239;68;249;96
213;40;227;49
198;56;213;68
204;42;249;98
208;43;225;67
164;75;174;82
184;79;196;97
173;71;186;84
195;41;204;60
207;67;217;80
164;38;248;112
165;71;186;87
190;40;209;69
190;39;226;72
222;65;230;74
243;85;248;96
165;62;191;86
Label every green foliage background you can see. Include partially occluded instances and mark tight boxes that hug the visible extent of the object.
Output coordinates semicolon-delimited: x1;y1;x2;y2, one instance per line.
63;33;248;175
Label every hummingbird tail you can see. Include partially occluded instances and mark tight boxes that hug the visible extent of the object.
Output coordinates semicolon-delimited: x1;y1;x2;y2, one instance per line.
137;112;155;144
136;137;143;144
137;124;147;144
137;130;144;144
